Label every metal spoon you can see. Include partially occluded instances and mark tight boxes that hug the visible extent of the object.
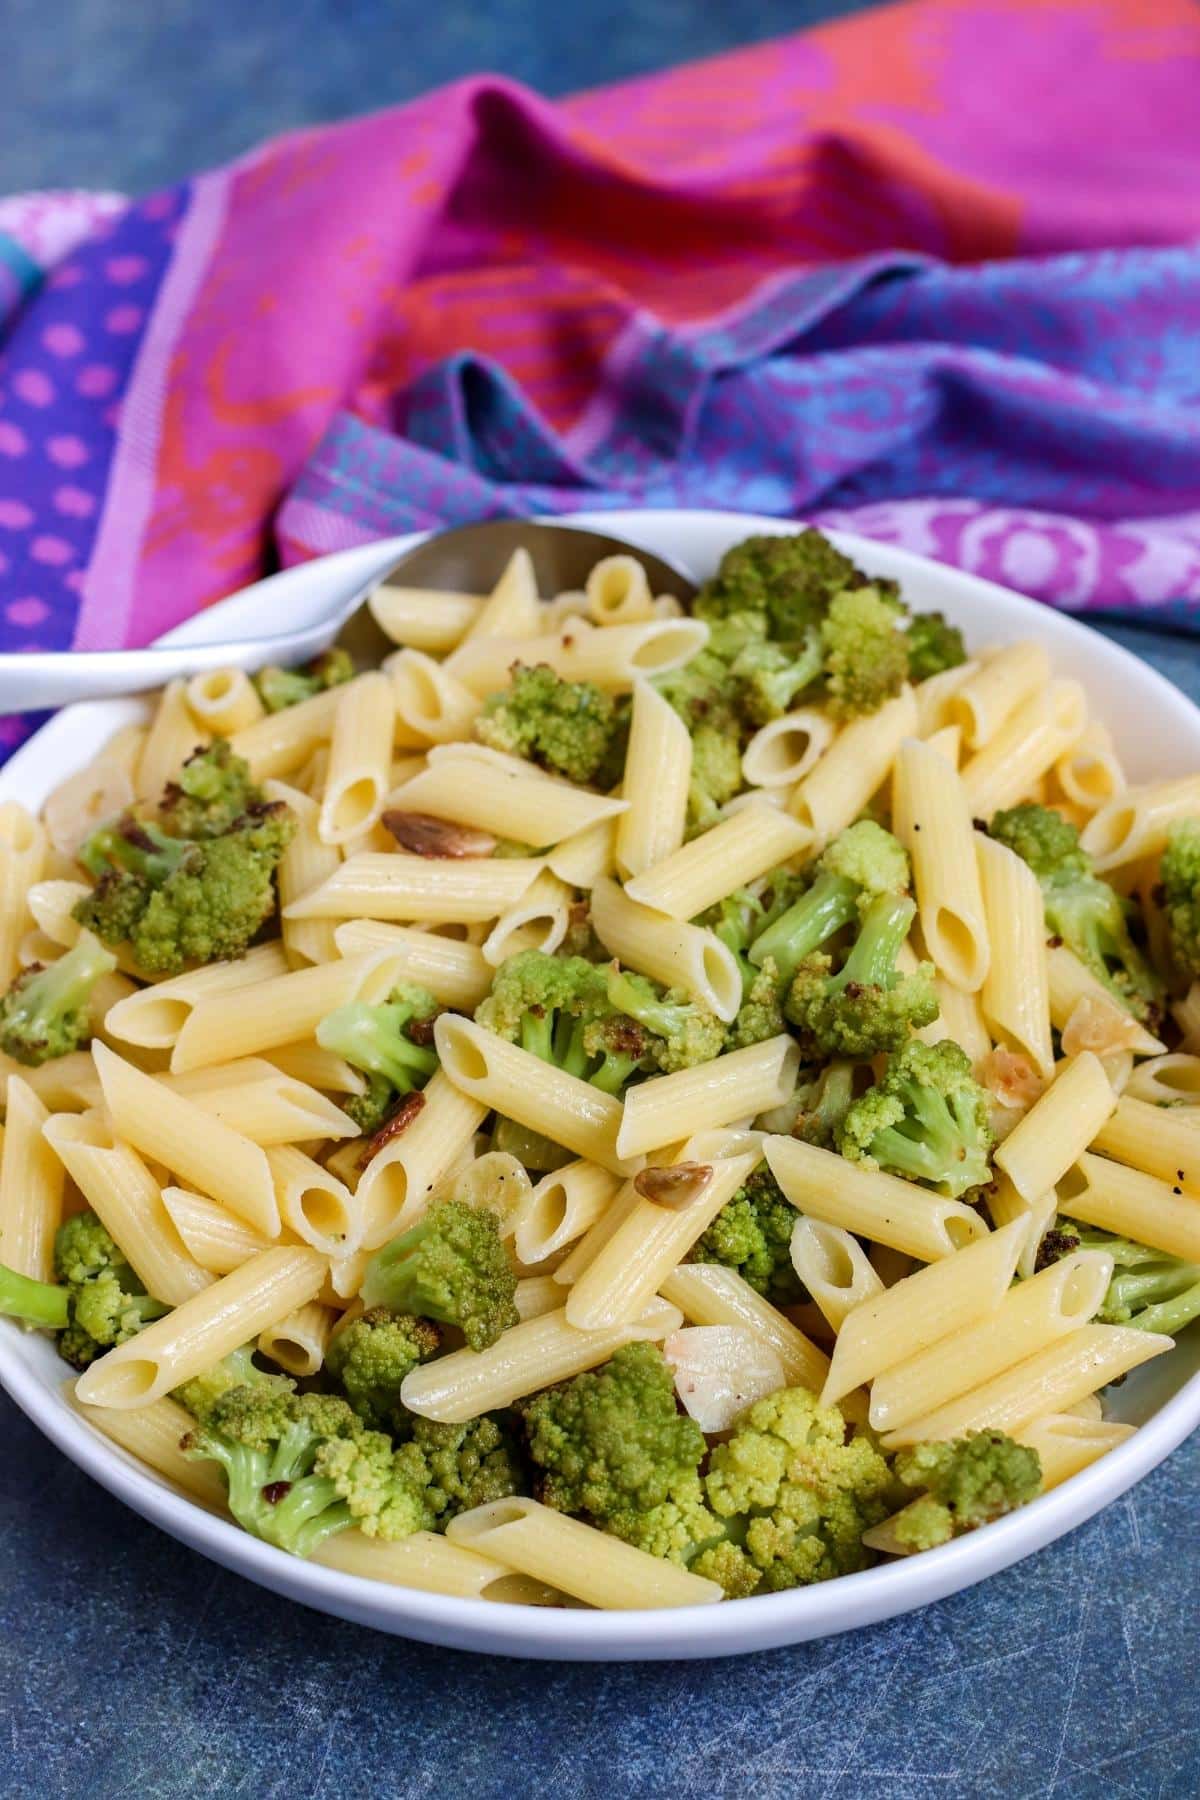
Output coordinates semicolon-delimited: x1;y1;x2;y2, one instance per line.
0;521;698;714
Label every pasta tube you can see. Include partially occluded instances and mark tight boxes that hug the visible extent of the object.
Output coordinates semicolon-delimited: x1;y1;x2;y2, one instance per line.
444;618;707;695
69;1388;230;1511
1089;1095;1200;1195
623;802;812;922
185;668;265;736
1016;1413;1136;1491
818;1216;1030;1405
368;583;483;653
949;642;1050;749
100;943;290;1051
976;832;1054;1078
764;1136;989;1263
893;737;989;991
788;1218;884;1333
993;1052;1116;1201
615;680;691;878
0;1076;64;1283
389;745;627;845
1081;775;1200;873
960;680;1087;818
319;670;395;845
74;1246;328;1408
658;1262;830;1394
789;687;917;847
399;1296;683;1422
333;921;492;1010
447;1497;721;1610
282;853;542;925
590;877;741;1021
1057;1152;1200;1263
616;1038;800;1160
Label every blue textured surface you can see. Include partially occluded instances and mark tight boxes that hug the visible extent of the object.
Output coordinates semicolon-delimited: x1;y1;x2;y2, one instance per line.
1;2;1197;1791
0;613;1196;1800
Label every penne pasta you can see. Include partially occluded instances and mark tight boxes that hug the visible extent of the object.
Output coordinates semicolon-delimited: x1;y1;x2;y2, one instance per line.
74;1245;328;1408
389;744;627;846
102;943;290;1052
185;667;265;736
867;1249;1114;1433
312;1526;517;1599
69;1387;230;1511
0;801;46;987
435;1015;633;1176
229;683;344;783
788;1217;884;1332
881;1324;1172;1448
615;680;691;878
658;1261;831;1394
1053;722;1124;812
976;832;1055;1078
513;1160;622;1267
319;670;395;845
789;687;918;848
818;1216;1030;1406
893;738;989;991
399;1295;683;1422
616;1038;800;1160
623;801;812;922
1016;1413;1137;1491
960;680;1087;819
993;1052;1116;1201
914;660;979;737
584;554;656;626
170;950;417;1072
258;1300;338;1376
368;583;484;653
43;1111;212;1304
764;1136;989;1264
355;1070;489;1250
590;877;741;1022
447;1496;721;1610
741;709;834;790
265;782;341;968
386;648;483;746
0;1076;65;1283
455;547;540;644
565;1141;761;1331
160;1185;276;1275
266;1146;358;1256
136;680;208;800
1123;1053;1200;1106
1046;944;1165;1057
1057;1152;1200;1263
1089;1094;1200;1195
480;869;573;966
1081;775;1200;873
949;642;1050;750
42;723;143;860
332;920;492;1010
444;618;708;696
282;852;542;925
93;1043;281;1237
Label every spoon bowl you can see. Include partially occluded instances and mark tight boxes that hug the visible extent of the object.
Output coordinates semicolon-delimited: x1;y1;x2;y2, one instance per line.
0;521;698;714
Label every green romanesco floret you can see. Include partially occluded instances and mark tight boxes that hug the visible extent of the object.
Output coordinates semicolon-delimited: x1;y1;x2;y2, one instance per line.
784;892;937;1057
324;1307;442;1432
725;957;786;1050
729;632;824;726
687;725;745;829
691;1165;803;1303
181;1383;431;1553
359;1196;519;1352
1037;1220;1200;1337
904;611;967;684
990;803;1163;1025
475;663;625;786
476;950;643;1093
838;1039;993;1199
50;1208;169;1369
891;1430;1042;1550
694;531;866;640
520;1341;706;1518
316;981;440;1132
173;1344;291;1425
74;801;295;977
604;966;725;1073
821;585;910;722
253;647;354;714
158;739;261;839
1158;819;1200;981
749;820;910;982
704;1385;894;1589
0;931;116;1065
787;1060;860;1147
392;1413;526;1527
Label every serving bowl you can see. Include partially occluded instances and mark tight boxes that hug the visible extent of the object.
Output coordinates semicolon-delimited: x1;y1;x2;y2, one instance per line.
1;507;1197;1661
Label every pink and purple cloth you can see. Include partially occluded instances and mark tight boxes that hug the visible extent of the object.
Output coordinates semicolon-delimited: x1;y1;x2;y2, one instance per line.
1;0;1199;760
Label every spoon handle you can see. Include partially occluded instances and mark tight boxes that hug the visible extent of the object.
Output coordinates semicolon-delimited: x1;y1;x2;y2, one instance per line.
0;638;301;713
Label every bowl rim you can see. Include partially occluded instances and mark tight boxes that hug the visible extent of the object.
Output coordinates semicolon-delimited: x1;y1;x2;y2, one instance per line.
2;504;1198;1659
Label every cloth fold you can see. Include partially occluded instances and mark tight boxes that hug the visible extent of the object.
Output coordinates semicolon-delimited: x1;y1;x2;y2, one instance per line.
1;0;1200;761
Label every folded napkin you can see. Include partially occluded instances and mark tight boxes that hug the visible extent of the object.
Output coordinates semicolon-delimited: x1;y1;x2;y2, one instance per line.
1;0;1200;761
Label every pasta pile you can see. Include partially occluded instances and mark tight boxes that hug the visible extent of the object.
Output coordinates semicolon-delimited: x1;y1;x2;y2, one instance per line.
0;532;1197;1615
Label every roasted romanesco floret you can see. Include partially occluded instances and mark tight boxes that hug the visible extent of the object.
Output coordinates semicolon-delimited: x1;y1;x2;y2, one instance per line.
1158;819;1200;981
324;1307;443;1431
690;1165;803;1303
603;966;726;1073
784;892;937;1057
0;931;116;1065
890;1431;1042;1551
316;981;440;1133
750;820;911;982
359;1196;519;1352
820;585;909;721
475;663;627;786
253;647;354;714
694;531;865;640
0;1209;171;1369
838;1039;993;1198
704;1385;895;1589
904;611;967;683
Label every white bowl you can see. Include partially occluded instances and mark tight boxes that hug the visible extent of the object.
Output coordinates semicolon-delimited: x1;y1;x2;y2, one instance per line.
1;507;1197;1661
